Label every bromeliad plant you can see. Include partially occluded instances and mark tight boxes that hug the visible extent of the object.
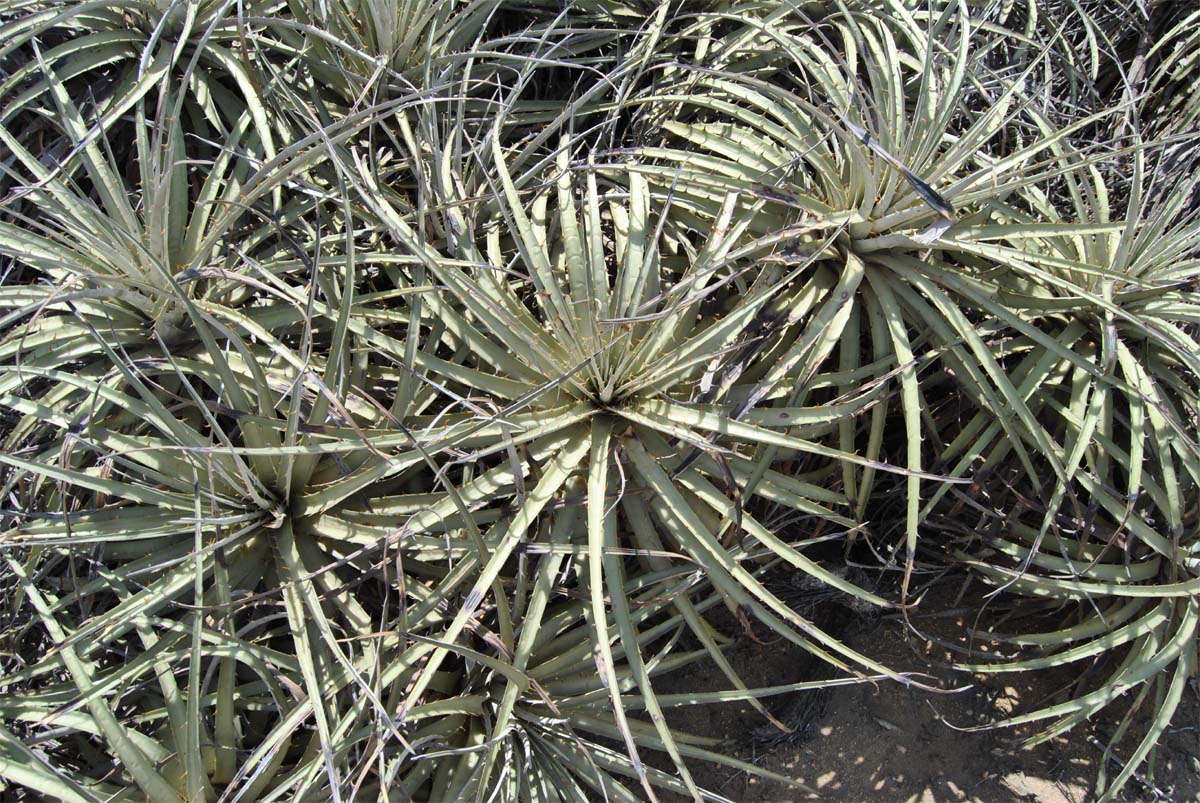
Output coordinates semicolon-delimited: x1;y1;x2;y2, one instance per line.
337;88;934;795
610;3;1199;796
939;144;1200;802
1;0;1199;800
615;0;1087;593
0;13;894;798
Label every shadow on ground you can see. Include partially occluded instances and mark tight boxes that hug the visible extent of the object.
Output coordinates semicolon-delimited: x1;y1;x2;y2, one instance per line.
658;577;1200;802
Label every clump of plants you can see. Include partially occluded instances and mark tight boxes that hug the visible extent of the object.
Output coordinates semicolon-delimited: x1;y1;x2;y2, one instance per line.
0;0;1196;801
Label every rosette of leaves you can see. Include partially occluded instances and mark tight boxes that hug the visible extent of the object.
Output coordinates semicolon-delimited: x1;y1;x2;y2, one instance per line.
0;155;371;803
0;55;849;800
941;143;1200;802
0;313;498;803
613;0;1128;593
609;5;1199;796
0;70;473;801
0;79;286;344
332;80;937;792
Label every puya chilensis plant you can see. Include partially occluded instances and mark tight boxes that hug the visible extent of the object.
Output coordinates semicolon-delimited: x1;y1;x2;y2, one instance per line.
613;1;1199;798
331;42;951;788
942;139;1200;802
2;0;1198;800
616;0;1087;594
0;103;407;801
0;28;855;800
0;54;555;802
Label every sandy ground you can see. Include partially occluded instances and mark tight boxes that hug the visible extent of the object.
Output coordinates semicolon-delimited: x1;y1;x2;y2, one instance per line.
658;577;1200;802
